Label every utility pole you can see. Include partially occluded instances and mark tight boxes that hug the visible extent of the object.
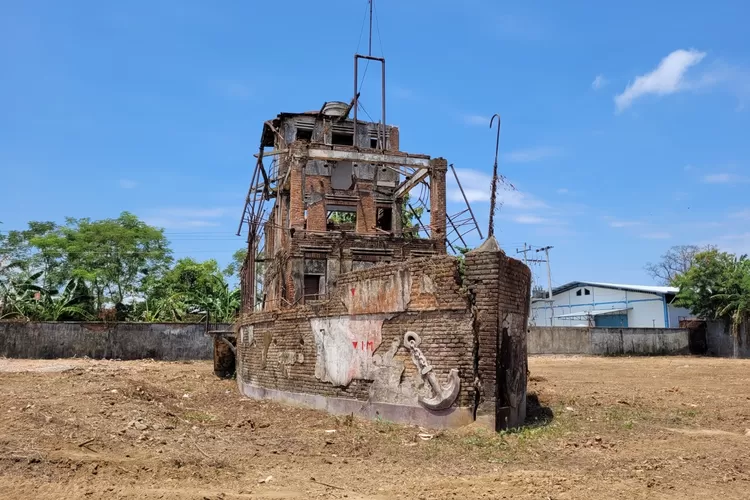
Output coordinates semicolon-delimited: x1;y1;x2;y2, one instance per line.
515;242;530;266
535;246;553;299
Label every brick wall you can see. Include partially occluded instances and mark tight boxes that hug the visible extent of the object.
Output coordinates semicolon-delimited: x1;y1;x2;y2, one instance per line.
237;239;531;429
238;257;476;407
428;158;447;252
464;242;531;429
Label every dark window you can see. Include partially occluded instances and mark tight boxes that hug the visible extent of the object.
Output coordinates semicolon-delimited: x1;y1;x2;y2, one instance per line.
370;137;379;148
303;275;320;301
576;289;582;296
296;128;313;142
376;207;392;231
584;288;591;296
332;132;353;145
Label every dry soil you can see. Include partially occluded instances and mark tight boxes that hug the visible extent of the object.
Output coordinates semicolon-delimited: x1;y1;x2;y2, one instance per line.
1;355;749;499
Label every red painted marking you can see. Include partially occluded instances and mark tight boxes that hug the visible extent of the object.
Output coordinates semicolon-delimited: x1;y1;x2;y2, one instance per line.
351;288;356;296
352;341;358;349
366;341;374;351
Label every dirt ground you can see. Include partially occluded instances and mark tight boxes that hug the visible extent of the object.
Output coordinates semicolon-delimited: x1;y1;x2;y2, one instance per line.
1;356;750;499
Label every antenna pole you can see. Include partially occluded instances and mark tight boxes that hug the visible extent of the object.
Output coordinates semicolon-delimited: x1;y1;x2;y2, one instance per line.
488;114;501;238
368;0;373;56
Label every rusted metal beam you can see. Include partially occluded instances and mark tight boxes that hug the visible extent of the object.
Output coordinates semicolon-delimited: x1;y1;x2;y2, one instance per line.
253;149;287;158
394;168;429;198
306;148;430;167
450;163;484;240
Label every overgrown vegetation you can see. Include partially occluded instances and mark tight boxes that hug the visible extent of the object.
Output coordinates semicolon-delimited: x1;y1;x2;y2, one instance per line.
0;213;242;323
672;248;750;334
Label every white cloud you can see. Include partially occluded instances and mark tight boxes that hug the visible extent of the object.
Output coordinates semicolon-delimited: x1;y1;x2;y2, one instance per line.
142;207;231;229
447;168;546;209
615;49;706;112
119;179;137;189
503;146;562;163
702;172;748;184
689;62;750;110
556;188;569;195
640;232;672;240
592;74;608;90
463;114;490;126
513;214;550;225
145;218;221;229
158;208;228;218
730;209;750;219
606;219;640;228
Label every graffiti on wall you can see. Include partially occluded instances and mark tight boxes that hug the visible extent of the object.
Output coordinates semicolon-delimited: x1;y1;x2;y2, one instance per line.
342;270;411;315
310;314;390;386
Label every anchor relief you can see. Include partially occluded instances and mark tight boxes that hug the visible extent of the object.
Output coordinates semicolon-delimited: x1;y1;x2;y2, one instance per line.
403;331;460;411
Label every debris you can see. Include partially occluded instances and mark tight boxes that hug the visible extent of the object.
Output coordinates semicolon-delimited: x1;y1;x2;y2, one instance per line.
190;438;213;459
324;429;337;434
311;477;345;490
258;475;273;484
745;429;750;437
565;406;575;412
77;438;96;448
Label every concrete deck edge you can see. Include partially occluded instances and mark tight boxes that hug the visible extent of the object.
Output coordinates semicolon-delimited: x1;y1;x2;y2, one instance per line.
237;376;474;429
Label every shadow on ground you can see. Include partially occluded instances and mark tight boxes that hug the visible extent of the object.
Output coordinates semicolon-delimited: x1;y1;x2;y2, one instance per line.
525;392;554;426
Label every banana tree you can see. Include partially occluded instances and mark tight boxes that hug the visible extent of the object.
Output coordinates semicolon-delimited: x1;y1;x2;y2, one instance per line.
187;275;240;323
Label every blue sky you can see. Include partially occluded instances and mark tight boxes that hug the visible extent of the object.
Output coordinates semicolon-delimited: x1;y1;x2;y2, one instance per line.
2;0;749;288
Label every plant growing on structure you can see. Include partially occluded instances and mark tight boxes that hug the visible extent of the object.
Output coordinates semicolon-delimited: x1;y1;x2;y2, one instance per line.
401;193;424;238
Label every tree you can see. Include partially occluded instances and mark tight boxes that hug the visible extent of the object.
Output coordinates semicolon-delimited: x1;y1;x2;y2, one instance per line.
0;221;65;290
188;274;240;323
32;212;173;311
222;248;248;281
673;249;750;334
645;245;715;285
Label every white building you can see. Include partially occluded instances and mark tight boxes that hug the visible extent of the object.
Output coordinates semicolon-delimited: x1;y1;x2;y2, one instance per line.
531;281;691;328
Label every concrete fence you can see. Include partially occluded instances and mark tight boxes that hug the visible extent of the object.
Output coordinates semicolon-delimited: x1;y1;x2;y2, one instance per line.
706;320;750;358
0;321;230;360
528;326;690;355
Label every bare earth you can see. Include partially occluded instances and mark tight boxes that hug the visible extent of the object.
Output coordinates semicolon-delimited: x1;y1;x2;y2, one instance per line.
1;356;750;499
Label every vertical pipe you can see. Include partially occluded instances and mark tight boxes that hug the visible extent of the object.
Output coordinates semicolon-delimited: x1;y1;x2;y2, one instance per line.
353;55;358;143
368;0;373;56
381;59;386;149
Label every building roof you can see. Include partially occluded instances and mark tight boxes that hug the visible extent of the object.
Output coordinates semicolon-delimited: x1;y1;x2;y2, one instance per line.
552;281;678;296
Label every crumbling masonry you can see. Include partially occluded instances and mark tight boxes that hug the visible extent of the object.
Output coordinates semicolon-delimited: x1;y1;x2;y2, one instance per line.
234;105;531;429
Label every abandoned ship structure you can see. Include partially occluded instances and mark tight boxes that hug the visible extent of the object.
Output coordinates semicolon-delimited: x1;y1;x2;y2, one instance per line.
231;88;532;429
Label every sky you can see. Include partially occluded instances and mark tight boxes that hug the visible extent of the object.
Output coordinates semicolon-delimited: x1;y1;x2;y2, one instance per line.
1;0;749;289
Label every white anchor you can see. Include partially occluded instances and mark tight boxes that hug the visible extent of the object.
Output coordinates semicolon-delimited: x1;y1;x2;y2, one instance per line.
403;331;460;411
